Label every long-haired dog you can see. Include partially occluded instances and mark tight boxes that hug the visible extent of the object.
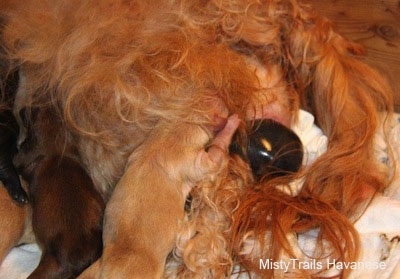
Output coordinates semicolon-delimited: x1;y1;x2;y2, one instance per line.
0;0;394;278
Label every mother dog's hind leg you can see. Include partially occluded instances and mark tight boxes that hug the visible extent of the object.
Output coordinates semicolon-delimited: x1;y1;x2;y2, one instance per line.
79;115;239;279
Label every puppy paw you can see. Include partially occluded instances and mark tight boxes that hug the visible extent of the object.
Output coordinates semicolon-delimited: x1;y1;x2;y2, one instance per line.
8;185;29;204
191;114;240;181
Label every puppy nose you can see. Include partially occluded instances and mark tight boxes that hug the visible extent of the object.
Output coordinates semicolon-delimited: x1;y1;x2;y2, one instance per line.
229;119;303;181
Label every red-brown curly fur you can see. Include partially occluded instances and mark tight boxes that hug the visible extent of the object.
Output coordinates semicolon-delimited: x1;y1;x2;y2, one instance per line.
0;0;394;278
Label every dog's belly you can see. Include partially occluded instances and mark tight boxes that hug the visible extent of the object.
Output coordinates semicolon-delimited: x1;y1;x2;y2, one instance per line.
6;0;297;202
79;66;294;199
76;128;147;199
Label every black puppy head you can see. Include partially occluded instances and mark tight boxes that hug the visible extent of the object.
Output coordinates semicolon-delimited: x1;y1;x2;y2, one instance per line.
230;119;303;181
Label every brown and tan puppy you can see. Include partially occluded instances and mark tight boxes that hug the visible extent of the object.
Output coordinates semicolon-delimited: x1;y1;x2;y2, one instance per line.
14;106;105;279
0;0;394;278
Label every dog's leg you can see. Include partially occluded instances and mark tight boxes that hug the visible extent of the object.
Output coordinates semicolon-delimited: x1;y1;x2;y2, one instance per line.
80;115;239;279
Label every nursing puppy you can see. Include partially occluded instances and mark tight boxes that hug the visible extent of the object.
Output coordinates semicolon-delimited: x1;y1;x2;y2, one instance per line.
14;106;105;279
1;0;393;278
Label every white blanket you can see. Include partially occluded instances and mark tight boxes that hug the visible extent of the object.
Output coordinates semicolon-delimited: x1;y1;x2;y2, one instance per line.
1;110;399;279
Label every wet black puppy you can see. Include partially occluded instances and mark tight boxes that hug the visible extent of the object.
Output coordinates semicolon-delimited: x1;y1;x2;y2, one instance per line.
230;119;304;180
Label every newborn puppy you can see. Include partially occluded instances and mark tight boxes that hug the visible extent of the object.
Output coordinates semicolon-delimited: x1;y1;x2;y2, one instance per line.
230;119;303;180
0;66;28;203
80;114;240;279
15;107;105;279
27;156;104;279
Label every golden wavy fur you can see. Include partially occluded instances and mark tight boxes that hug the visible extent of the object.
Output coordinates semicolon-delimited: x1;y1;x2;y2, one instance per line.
0;0;394;278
